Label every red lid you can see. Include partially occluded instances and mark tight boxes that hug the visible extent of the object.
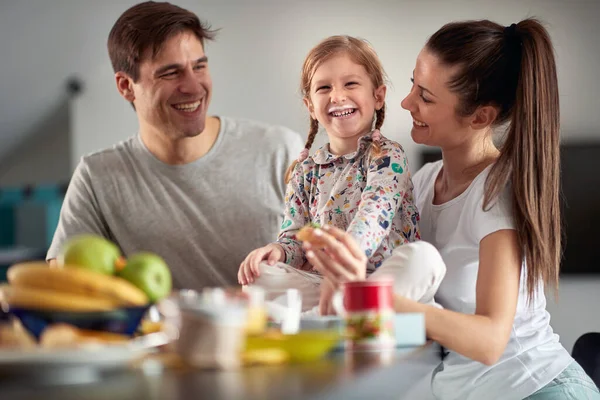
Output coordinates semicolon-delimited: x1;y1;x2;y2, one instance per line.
343;279;394;311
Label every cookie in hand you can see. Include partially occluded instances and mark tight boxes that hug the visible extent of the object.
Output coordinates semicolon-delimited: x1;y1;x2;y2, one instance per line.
296;222;327;248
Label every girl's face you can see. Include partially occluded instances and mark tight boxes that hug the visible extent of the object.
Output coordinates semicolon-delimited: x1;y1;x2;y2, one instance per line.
305;53;385;154
401;49;473;149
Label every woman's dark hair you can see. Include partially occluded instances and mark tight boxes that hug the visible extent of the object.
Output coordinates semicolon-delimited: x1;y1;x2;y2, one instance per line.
427;19;561;301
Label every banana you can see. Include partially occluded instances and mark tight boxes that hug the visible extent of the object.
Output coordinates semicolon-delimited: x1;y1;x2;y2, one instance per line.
7;262;149;307
0;284;119;312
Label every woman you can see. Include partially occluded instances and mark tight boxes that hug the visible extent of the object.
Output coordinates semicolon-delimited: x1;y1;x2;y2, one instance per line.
302;19;600;400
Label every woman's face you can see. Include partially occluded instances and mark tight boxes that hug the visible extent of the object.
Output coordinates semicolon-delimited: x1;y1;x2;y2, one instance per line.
401;48;473;149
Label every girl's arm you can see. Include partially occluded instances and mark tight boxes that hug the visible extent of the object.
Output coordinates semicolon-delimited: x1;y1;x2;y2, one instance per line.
276;162;312;268
347;141;418;258
307;226;522;365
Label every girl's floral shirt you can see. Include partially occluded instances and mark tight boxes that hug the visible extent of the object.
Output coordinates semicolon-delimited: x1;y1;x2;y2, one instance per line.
277;132;420;273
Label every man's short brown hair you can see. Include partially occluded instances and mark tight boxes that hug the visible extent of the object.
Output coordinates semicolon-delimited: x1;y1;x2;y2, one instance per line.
107;1;217;82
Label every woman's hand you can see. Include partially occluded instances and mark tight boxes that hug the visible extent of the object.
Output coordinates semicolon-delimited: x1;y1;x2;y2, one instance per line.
238;243;285;285
318;277;338;316
303;225;368;287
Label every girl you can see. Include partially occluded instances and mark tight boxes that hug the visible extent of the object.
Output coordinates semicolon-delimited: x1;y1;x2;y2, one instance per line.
238;36;442;313
306;19;600;399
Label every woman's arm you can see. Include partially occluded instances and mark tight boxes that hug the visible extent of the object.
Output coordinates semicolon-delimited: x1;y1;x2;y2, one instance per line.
395;229;521;365
308;226;522;365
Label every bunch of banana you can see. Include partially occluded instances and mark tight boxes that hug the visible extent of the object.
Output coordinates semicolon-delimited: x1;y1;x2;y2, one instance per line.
0;262;149;312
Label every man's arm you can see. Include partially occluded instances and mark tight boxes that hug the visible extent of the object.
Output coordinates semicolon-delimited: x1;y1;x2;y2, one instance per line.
46;159;111;262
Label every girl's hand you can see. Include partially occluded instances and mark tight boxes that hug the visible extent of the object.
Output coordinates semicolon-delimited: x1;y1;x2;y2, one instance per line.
238;243;285;285
303;226;368;287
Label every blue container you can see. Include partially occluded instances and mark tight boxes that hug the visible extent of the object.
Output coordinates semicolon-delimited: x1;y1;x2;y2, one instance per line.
8;305;152;340
30;184;63;202
15;198;63;249
0;207;16;247
0;187;23;247
0;187;24;204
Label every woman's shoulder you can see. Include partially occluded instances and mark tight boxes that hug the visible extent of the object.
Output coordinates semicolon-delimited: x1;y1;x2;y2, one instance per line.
412;160;443;192
466;164;511;208
466;164;515;239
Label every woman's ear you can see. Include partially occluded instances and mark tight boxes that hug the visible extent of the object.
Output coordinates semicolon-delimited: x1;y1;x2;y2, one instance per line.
303;97;316;120
469;105;499;130
115;72;135;103
374;85;387;110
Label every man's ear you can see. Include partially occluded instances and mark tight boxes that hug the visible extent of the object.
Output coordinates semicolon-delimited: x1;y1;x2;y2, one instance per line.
469;105;498;130
374;85;387;110
303;97;316;120
115;72;135;103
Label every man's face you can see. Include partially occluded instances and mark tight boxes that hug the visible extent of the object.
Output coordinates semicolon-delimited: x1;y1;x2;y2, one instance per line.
122;31;213;140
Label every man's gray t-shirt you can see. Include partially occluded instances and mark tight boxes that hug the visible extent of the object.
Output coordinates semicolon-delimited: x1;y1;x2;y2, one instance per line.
47;117;304;290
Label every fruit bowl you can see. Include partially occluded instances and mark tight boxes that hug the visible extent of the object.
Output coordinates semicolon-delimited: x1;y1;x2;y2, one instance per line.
6;305;152;340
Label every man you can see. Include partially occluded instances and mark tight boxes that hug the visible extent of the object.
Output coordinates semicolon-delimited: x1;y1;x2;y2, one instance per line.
46;1;303;290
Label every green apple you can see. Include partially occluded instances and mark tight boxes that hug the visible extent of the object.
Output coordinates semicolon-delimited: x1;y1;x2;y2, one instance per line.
117;253;172;302
59;234;122;275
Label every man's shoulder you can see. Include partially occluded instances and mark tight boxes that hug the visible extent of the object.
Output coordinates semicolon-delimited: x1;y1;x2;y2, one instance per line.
221;116;303;147
78;136;138;173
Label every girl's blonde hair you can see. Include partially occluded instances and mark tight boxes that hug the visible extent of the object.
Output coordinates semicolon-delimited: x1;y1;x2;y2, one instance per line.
285;35;388;183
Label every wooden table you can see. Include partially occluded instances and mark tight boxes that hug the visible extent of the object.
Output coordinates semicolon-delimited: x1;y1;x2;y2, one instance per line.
0;344;441;400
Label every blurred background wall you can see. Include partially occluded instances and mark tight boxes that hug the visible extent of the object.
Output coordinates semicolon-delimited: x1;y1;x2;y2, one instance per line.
0;0;598;352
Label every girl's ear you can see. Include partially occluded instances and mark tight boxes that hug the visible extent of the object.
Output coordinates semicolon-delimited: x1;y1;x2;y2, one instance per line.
374;85;387;110
303;97;316;120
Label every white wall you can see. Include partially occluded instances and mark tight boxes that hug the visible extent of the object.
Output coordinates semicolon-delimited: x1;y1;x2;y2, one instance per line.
0;101;71;186
8;0;597;352
72;0;600;166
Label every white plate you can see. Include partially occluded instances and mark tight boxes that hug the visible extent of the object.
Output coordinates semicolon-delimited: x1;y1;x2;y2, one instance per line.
0;333;167;385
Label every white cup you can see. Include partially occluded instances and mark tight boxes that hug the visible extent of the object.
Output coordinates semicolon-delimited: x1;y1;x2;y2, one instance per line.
171;290;249;369
264;288;302;334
